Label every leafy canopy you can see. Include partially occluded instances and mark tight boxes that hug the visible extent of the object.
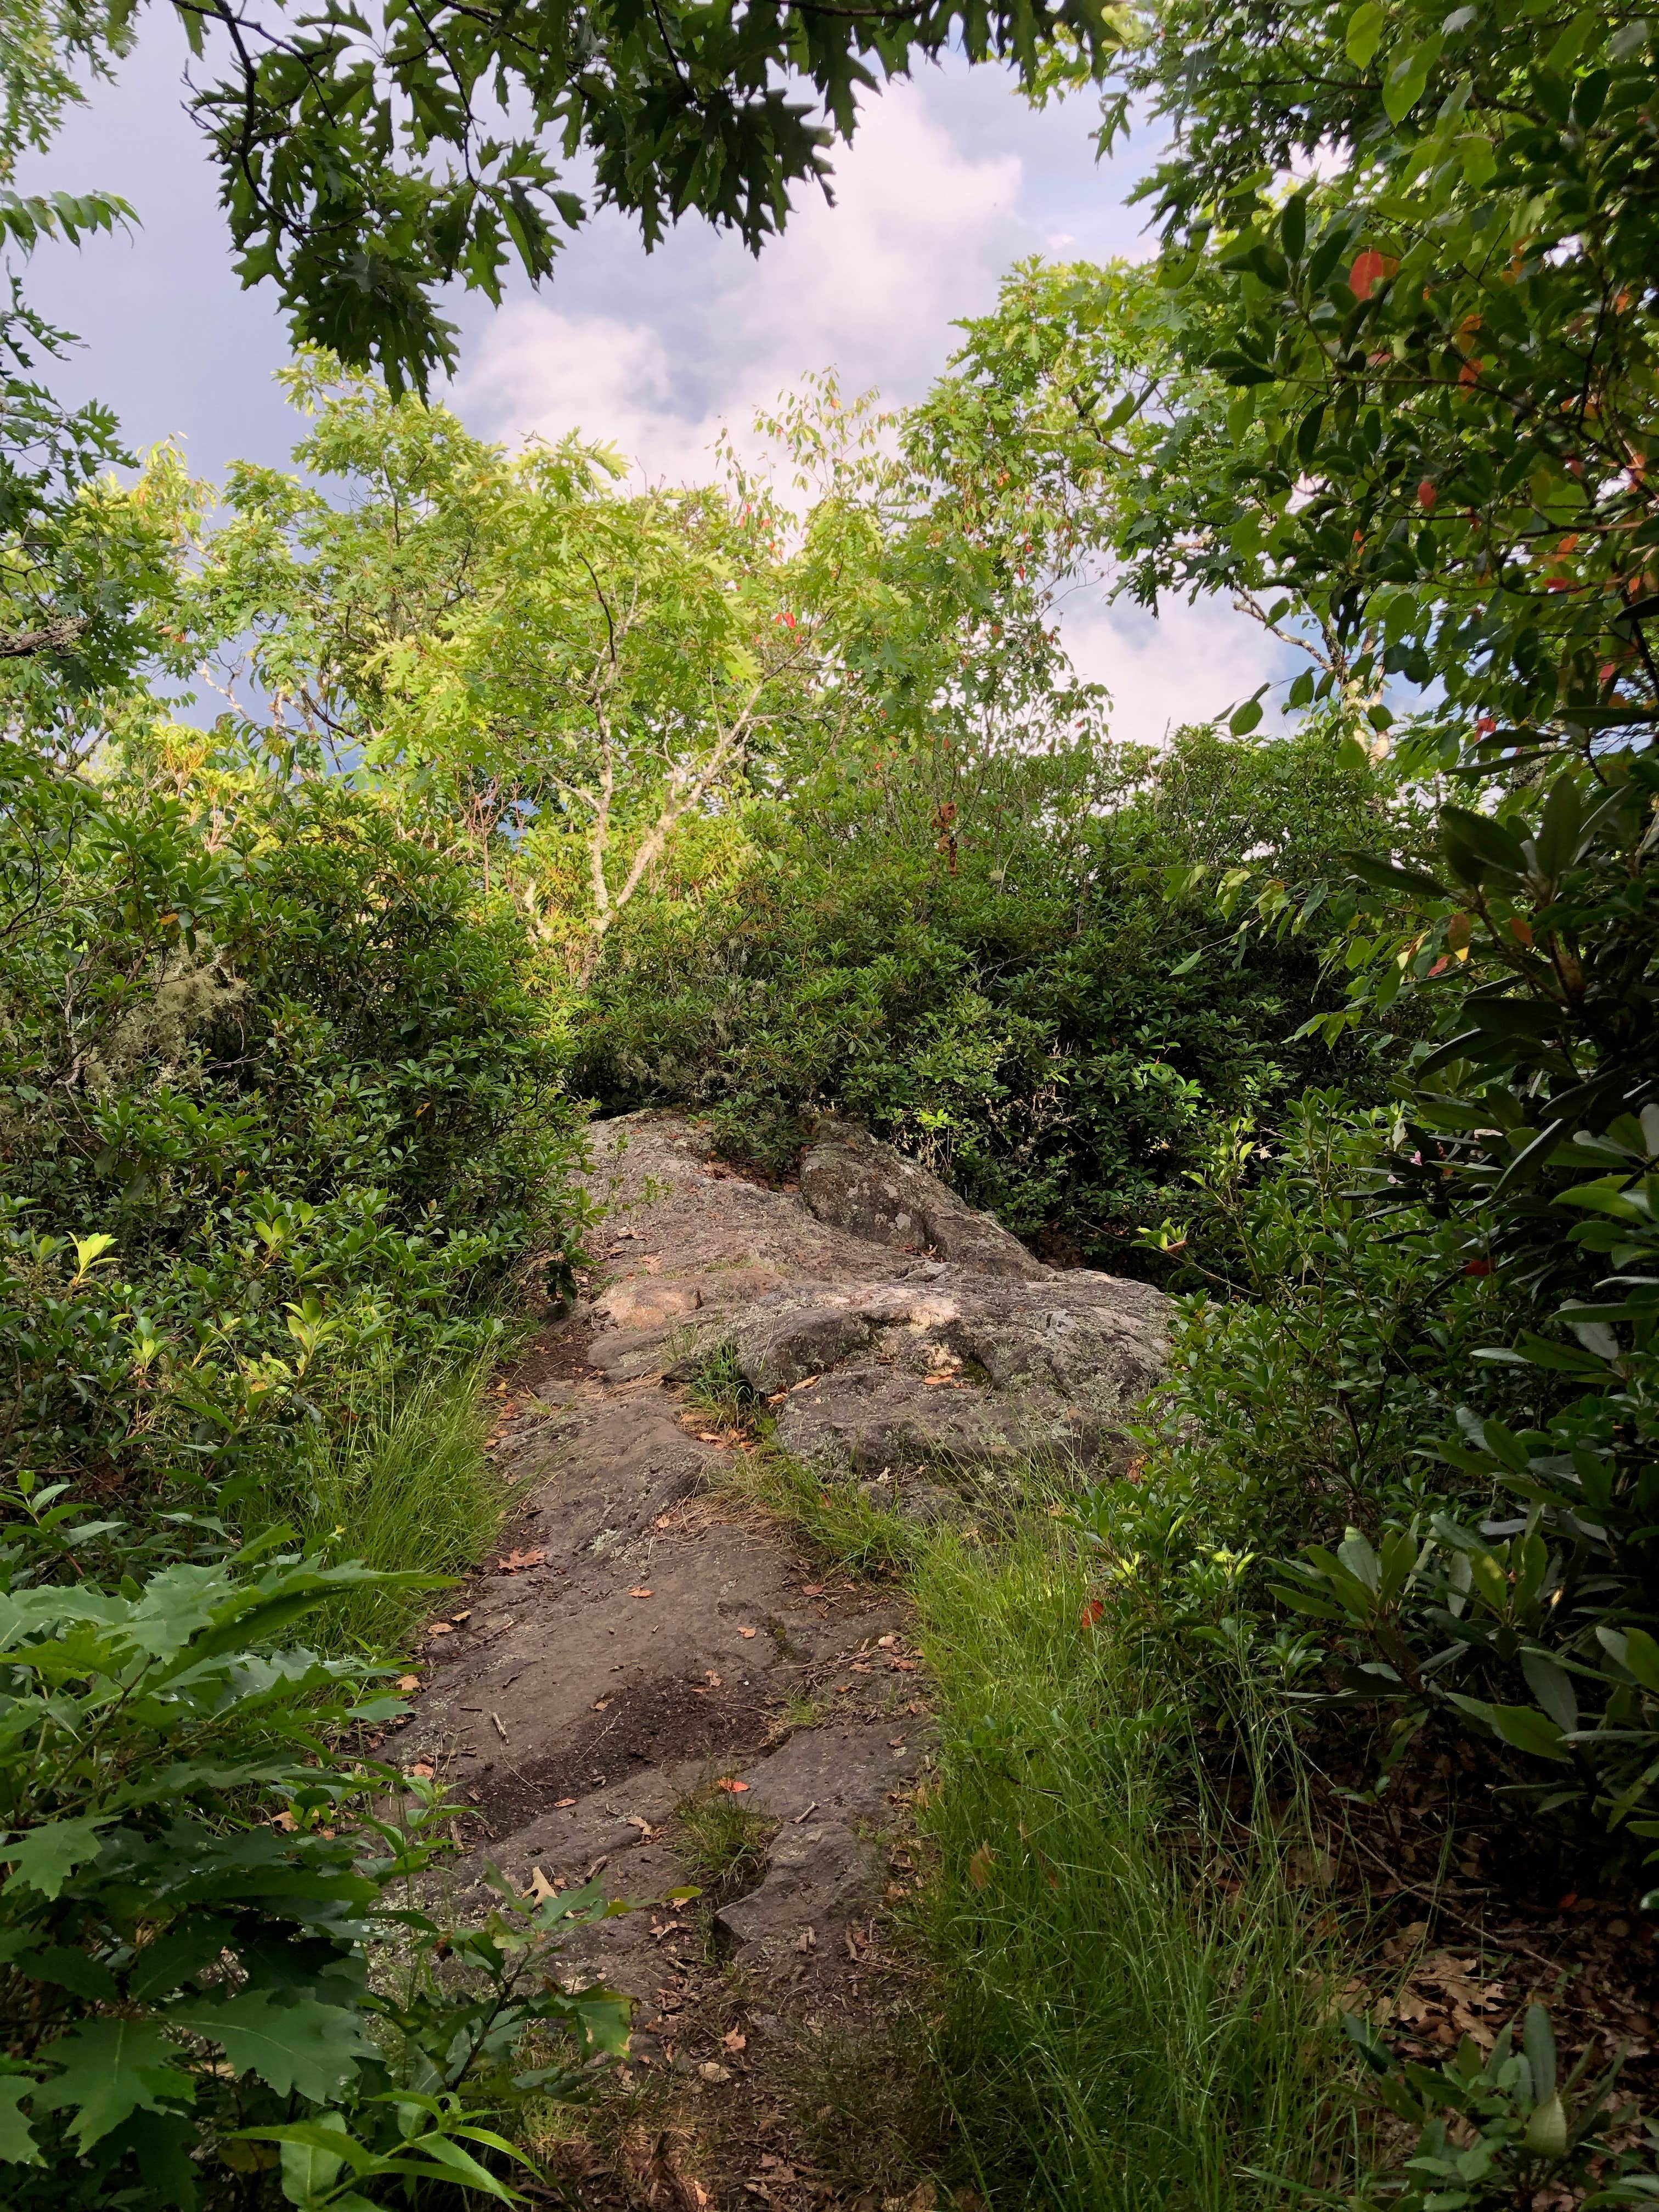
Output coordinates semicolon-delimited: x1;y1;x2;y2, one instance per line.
29;0;1124;394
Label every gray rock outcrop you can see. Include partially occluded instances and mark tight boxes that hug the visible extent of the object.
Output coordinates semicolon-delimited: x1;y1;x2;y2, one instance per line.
798;1120;1048;1279
383;1107;1169;2130
587;1110;1168;1476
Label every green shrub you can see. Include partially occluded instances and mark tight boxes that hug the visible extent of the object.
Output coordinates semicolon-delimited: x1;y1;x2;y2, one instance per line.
573;721;1389;1274
0;1495;633;2207
1085;1084;1659;1883
1345;2007;1657;2211
0;740;590;1499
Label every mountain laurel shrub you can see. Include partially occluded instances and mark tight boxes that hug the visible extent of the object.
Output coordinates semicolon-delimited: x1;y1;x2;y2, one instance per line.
574;721;1389;1276
0;738;590;1503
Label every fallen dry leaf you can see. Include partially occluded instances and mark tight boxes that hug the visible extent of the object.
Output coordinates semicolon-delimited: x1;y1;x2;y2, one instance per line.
427;1622;454;1637
802;1583;824;1597
397;1674;421;1693
878;1634;897;1649
698;2061;731;2085
889;1737;906;1749
592;1698;611;1712
496;1548;546;1573
269;1809;298;1832
797;1925;816;1952
629;1587;654;1599
524;1866;558;1903
722;2028;747;2052
704;1670;723;1688
738;1626;757;1640
407;1762;435;1781
555;1796;577;1808
715;1777;751;1794
696;1432;723;1444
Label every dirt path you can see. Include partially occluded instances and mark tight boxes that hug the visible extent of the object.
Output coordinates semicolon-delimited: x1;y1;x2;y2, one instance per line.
383;1111;1167;2207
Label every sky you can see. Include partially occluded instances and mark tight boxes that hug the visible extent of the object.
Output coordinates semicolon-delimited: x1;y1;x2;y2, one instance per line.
21;22;1301;747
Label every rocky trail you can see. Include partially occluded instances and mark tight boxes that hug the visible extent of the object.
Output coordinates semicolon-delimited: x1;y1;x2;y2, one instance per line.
384;1112;1167;2207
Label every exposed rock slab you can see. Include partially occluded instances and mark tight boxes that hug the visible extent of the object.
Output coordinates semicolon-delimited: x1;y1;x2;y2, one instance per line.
798;1119;1048;1278
585;1110;1167;1472
377;1106;1166;2180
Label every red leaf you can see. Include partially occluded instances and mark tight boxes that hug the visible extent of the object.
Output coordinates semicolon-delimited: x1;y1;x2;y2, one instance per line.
1350;249;1396;300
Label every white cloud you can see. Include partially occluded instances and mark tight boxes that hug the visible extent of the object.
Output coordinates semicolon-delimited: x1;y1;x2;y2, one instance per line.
454;82;1027;481
458;309;693;480
450;72;1297;736
1059;587;1302;751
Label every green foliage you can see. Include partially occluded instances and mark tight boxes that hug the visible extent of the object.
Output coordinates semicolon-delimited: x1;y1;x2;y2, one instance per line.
12;0;1122;397
202;364;1094;994
1273;1346;1659;1867
1122;0;1658;745
0;715;606;2202
912;1521;1347;2210
1085;1088;1659;1874
244;1355;511;1658
0;1504;631;2205
1109;1093;1520;1544
578;719;1385;1271
0;735;588;1498
903;0;1659;1907
1344;2006;1658;2210
670;1779;776;1901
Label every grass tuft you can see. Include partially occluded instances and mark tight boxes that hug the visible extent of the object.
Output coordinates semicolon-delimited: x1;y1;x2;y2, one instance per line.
914;1521;1352;2211
684;1342;764;1435
242;1355;513;1657
672;1778;778;1903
